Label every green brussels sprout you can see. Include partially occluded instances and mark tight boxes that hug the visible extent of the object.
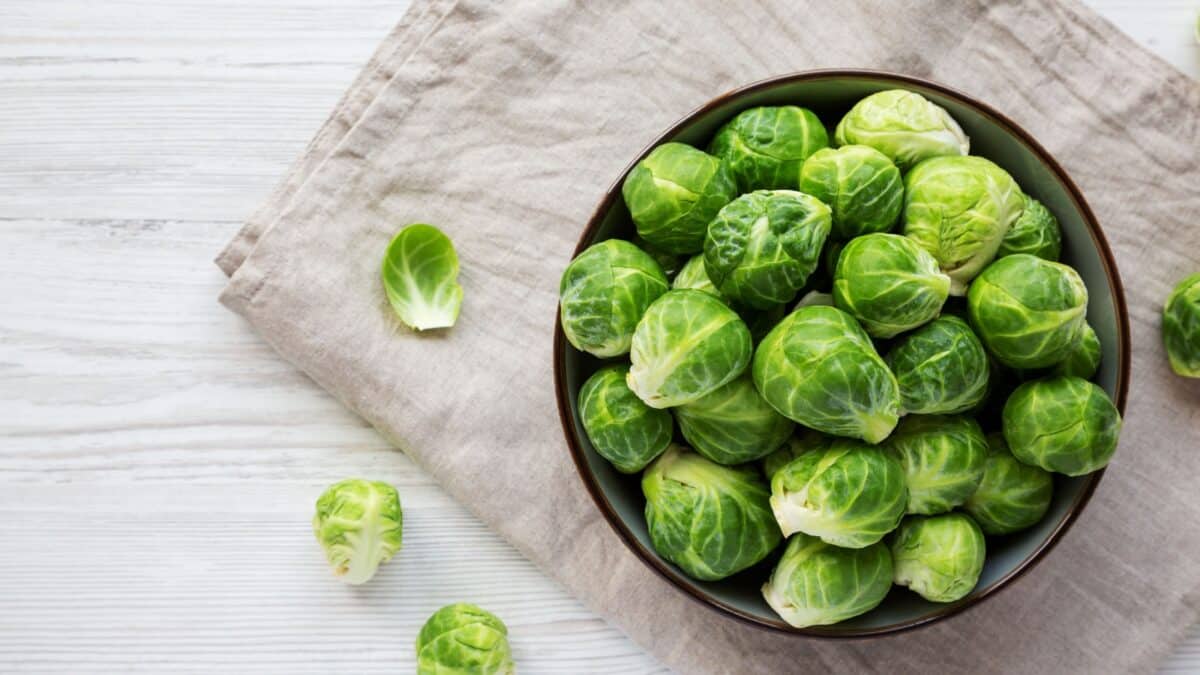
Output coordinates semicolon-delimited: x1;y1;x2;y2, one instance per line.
769;439;907;548
832;233;951;338
762;533;892;628
967;254;1089;369
627;290;753;408
709;106;829;191
642;446;781;581
761;429;832;480
996;195;1061;261
963;433;1054;535
672;254;721;298
312;479;403;585
886;415;987;515
703;190;832;309
795;290;833;308
559;239;669;358
798;145;904;239
903;156;1025;294
1049;322;1101;379
1163;273;1200;377
674;375;794;465
1002;376;1122;476
632;234;684;278
885;315;989;415
753;306;901;443
416;604;514;675
621;142;737;254
833;89;969;170
578;365;673;473
891;513;986;603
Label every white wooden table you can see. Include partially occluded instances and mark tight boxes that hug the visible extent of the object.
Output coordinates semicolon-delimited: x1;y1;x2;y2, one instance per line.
0;1;1196;672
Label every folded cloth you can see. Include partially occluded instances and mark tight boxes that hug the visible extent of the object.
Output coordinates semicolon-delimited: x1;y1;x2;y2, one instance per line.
218;1;1200;672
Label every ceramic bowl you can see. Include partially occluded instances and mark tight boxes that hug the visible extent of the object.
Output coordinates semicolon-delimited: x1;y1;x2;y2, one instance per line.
553;70;1130;637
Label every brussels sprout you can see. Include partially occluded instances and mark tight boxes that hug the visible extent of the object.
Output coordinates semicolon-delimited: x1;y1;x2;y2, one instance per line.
672;254;721;298
642;446;781;580
963;433;1053;535
761;429;832;480
674;375;794;465
886;415;987;515
627;290;752;408
578;365;673;473
1049;322;1101;379
632;234;684;278
762;533;892;628
709;106;829;191
769;439;907;548
559;239;669;358
703;190;832;309
832;233;951;338
967;254;1089;369
381;224;463;330
416;604;514;675
753;306;901;443
891;513;985;603
997;195;1061;261
312;479;403;585
621;142;737;254
833;89;969;169
885;315;989;414
1002;376;1122;476
795;290;833;308
1163;273;1200;377
799;145;904;239
903;156;1025;294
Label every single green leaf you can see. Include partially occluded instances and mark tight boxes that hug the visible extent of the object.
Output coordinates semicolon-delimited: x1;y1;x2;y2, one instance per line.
380;224;463;330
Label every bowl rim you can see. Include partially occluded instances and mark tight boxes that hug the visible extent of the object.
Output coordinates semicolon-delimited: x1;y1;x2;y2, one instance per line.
552;68;1131;638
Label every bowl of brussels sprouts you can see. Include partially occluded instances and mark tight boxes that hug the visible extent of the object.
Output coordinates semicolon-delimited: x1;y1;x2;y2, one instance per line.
554;70;1129;637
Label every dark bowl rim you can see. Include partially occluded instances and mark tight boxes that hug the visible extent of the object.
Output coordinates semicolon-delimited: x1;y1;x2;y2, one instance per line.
552;68;1131;639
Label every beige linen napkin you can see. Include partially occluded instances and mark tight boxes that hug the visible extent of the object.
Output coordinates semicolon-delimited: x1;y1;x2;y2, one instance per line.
218;1;1200;672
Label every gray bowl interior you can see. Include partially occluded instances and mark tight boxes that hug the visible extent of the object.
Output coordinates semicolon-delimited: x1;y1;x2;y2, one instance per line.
560;74;1124;635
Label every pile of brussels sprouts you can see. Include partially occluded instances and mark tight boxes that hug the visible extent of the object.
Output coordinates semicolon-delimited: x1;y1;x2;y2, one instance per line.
560;89;1124;628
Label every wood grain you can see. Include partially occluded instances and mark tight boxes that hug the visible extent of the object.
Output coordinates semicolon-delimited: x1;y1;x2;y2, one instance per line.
0;0;1194;672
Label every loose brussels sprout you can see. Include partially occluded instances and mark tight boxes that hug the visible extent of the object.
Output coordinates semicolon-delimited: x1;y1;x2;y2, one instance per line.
672;254;721;298
795;290;833;308
886;415;987;515
312;479;403;585
833;89;969;169
753;306;901;443
674;375;794;465
559;239;668;358
996;195;1061;261
416;604;514;675
769;439;907;548
703;190;832;309
627;290;753;408
381;224;463;331
799;145;904;239
832;233;950;338
642;446;781;581
709;106;829;191
578;365;673;473
1163;273;1200;377
891;513;986;603
762;533;892;628
885;315;989;415
967;254;1089;369
963;433;1053;535
632;234;684;278
1050;322;1101;379
1002;376;1122;476
761;429;832;480
903;156;1025;294
621;142;737;254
